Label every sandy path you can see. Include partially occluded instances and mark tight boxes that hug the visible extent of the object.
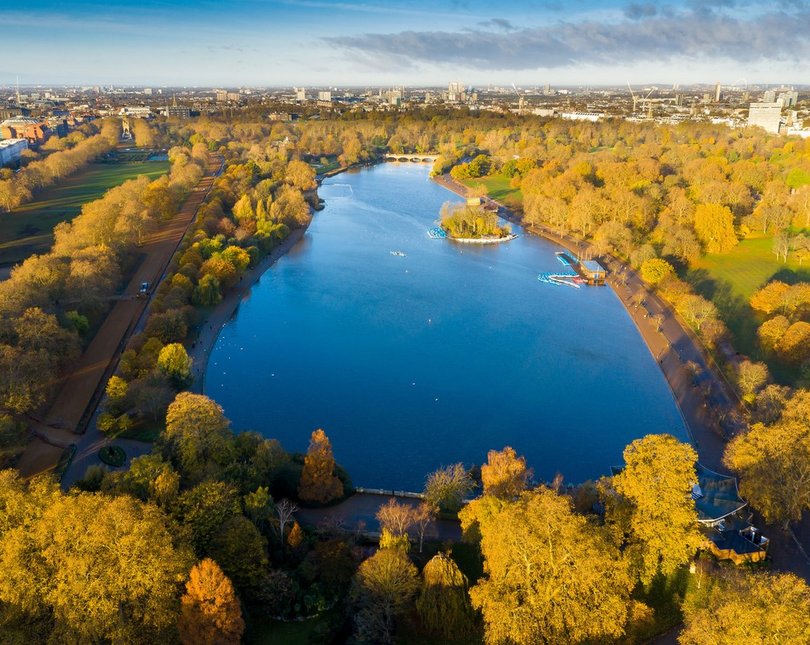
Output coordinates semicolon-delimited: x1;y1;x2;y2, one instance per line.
17;155;222;478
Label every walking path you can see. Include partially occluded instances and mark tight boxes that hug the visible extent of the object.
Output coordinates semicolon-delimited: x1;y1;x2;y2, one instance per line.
17;155;222;478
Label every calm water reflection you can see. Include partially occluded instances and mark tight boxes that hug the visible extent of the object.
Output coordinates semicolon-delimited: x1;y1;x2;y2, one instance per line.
206;164;686;489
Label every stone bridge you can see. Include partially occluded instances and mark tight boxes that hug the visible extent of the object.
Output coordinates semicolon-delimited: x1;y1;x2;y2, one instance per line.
385;154;438;163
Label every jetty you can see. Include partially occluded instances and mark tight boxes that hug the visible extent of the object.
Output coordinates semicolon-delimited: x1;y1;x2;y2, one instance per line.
554;251;606;285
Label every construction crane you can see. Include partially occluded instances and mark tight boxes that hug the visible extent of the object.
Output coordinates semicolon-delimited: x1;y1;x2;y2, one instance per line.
627;81;638;113
512;83;526;112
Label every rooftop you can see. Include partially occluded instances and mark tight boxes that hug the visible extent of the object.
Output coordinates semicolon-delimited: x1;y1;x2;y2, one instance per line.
693;463;747;524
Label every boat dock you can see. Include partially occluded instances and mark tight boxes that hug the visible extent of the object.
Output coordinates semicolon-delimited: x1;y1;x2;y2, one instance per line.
427;227;447;239
554;251;606;285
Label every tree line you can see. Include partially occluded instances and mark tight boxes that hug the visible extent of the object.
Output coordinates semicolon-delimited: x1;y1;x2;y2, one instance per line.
0;119;120;212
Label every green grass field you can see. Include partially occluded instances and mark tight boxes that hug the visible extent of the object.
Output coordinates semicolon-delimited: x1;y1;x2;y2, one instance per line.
688;235;810;377
461;173;524;208
0;161;169;267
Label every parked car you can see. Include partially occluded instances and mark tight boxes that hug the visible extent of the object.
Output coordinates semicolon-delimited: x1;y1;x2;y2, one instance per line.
139;282;149;296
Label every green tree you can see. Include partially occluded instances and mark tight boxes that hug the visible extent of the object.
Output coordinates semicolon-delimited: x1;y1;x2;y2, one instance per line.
611;434;703;583
680;569;810;644
298;428;343;504
351;549;419;644
176;481;241;555
208;515;269;602
462;487;632;644
178;558;245;645
416;552;474;640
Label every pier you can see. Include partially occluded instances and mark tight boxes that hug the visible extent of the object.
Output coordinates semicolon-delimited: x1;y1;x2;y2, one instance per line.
555;251;606;285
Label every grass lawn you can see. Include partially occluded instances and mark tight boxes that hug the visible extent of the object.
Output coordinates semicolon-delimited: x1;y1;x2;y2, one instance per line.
461;173;524;209
688;234;810;381
0;160;169;267
248;607;342;644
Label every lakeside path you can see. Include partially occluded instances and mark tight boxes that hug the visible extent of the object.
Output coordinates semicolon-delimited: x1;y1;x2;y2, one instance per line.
18;155;223;479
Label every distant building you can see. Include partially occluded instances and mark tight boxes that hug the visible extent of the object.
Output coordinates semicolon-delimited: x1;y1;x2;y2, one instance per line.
0;106;29;120
714;82;722;102
119;106;152;118
0;117;50;145
747;102;783;134
143;88;153;95
215;90;228;103
295;87;307;102
763;89;777;103
447;80;466;103
560;111;604;122
318;90;332;102
778;90;799;108
0;138;28;166
167;105;191;119
226;92;241;103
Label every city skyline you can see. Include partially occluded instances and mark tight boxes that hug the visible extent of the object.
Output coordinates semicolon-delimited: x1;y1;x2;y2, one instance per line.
2;0;810;86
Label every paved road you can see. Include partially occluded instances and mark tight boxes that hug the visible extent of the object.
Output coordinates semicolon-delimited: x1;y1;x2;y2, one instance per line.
296;493;462;542
18;155;222;479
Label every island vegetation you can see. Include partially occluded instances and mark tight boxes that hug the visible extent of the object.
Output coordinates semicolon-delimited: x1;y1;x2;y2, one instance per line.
439;201;512;240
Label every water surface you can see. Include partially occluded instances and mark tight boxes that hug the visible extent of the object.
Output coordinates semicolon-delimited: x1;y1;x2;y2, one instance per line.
207;164;686;489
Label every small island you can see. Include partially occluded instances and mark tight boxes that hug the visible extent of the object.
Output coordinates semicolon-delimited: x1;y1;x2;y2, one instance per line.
437;201;518;244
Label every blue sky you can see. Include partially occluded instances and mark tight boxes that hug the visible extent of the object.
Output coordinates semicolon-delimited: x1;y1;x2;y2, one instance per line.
2;0;809;86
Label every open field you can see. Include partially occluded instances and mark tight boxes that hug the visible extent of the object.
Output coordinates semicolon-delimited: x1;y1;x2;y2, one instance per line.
0;160;169;267
461;173;523;208
688;234;810;377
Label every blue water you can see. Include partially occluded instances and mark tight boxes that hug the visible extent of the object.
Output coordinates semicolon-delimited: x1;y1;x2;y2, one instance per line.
206;164;686;490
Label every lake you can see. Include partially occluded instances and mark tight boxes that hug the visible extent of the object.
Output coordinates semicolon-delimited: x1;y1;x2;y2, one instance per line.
206;163;687;490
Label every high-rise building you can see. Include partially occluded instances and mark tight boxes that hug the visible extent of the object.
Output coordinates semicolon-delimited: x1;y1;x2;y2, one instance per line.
215;89;228;103
318;90;332;102
714;82;721;102
295;87;307;102
748;102;783;134
763;89;776;103
447;81;465;103
778;90;799;108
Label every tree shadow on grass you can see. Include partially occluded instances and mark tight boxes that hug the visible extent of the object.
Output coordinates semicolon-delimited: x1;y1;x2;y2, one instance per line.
771;267;810;285
685;268;756;352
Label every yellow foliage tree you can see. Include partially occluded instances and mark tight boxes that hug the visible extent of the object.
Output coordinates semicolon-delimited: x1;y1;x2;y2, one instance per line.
612;434;703;583
694;203;738;254
416;552;474;639
298;428;343;504
480;446;532;499
463;487;632;644
681;569;810;644
178;558;244;645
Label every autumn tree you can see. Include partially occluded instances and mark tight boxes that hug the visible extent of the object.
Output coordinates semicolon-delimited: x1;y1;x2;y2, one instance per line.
480;446;532;499
0;472;193;643
416;552;474;640
640;258;675;285
680;569;810;645
736;360;769;404
351;548;419;644
611;434;703;583
298;428;343;504
724;390;810;526
164;393;235;482
157;342;193;386
694;203;737;254
376;498;415;537
462;487;632;644
178;558;245;645
424;463;473;513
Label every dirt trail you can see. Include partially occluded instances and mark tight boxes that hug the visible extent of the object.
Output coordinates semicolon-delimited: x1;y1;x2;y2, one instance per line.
17;156;222;478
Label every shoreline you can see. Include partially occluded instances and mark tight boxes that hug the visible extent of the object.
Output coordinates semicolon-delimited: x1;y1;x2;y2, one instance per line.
189;224;309;394
432;172;736;473
449;234;518;244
